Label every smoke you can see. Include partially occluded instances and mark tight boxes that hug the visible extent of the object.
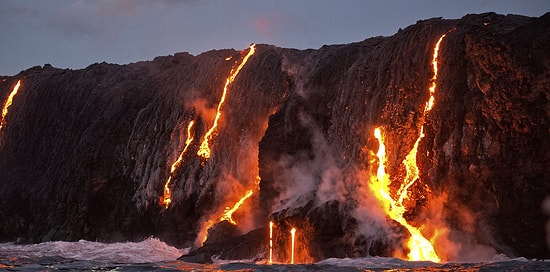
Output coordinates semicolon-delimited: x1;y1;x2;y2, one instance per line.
190;98;217;122
417;192;497;262
269;111;350;213
352;168;403;254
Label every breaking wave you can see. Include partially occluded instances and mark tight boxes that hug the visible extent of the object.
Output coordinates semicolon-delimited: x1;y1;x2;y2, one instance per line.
0;237;186;263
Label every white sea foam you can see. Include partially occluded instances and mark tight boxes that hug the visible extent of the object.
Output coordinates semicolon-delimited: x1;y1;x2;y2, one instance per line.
0;237;186;263
316;256;437;269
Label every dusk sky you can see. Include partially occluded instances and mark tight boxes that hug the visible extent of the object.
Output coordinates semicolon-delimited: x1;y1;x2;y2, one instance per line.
1;0;548;76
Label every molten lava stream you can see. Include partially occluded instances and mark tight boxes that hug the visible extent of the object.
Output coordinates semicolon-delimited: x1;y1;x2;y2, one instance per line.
161;120;195;209
269;221;273;264
0;80;21;132
197;176;260;245
367;34;448;262
219;189;253;224
197;44;256;159
371;128;440;262
220;175;260;224
290;228;296;264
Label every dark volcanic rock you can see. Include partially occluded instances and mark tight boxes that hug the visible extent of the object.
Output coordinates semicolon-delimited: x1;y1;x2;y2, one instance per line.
0;13;548;261
181;227;267;262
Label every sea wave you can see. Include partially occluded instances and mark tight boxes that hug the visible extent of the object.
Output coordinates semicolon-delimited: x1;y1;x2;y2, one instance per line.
0;237;186;263
1;239;548;271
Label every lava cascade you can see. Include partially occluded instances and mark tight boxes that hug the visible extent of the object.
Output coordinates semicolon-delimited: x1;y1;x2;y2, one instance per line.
0;13;547;262
161;120;196;208
0;80;21;132
197;44;256;159
367;34;448;262
194;44;259;244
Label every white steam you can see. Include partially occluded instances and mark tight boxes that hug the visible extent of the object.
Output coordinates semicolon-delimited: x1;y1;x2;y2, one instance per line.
268;108;394;252
270;111;348;212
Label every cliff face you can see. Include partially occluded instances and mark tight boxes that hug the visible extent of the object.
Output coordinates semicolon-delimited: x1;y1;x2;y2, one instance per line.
0;13;548;260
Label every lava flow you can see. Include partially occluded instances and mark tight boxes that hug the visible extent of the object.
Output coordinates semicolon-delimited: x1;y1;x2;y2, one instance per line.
219;189;253;224
220;175;260;225
269;221;274;264
367;34;448;262
290;228;296;264
197;44;256;159
197;175;260;245
0;80;21;132
371;128;440;262
161;120;195;208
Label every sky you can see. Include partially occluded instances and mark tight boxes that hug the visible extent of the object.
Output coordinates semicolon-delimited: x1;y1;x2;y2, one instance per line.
0;0;548;76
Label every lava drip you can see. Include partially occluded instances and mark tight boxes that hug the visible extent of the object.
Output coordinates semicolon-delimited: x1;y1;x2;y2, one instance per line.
161;120;195;209
0;80;21;132
197;44;256;159
290;228;296;264
367;33;448;262
269;221;273;264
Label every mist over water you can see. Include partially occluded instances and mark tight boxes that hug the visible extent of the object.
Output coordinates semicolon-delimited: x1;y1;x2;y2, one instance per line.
1;238;549;271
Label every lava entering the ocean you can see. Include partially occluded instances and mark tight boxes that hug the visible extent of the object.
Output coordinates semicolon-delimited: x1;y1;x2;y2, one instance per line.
194;45;258;245
269;221;274;264
367;33;448;262
290;227;296;264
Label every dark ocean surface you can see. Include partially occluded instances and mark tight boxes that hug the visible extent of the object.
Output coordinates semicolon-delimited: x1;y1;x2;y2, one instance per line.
1;238;548;271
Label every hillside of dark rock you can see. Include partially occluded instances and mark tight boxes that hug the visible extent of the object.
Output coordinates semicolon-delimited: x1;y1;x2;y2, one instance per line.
0;12;548;261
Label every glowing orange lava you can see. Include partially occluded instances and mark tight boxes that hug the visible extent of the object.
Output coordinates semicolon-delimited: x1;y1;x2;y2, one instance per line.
197;176;260;246
371;128;440;262
367;34;448;262
162;120;195;208
397;33;446;206
269;221;274;264
290;227;296;264
0;80;21;132
425;34;446;113
197;44;256;159
220;189;253;225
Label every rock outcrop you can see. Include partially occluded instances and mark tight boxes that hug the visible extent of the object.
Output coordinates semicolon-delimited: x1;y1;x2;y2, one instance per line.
0;12;548;260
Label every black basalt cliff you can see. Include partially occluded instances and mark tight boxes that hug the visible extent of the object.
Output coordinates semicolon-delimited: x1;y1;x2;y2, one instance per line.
0;13;549;260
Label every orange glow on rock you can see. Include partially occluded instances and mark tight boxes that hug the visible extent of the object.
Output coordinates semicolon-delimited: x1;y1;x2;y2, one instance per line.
161;120;195;209
198;176;260;246
0;80;21;132
425;34;446;113
269;221;274;264
290;227;296;264
366;33;448;263
371;128;440;262
197;44;256;159
220;189;254;225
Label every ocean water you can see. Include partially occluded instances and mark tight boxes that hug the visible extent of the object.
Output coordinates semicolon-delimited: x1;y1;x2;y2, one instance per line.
0;237;548;271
